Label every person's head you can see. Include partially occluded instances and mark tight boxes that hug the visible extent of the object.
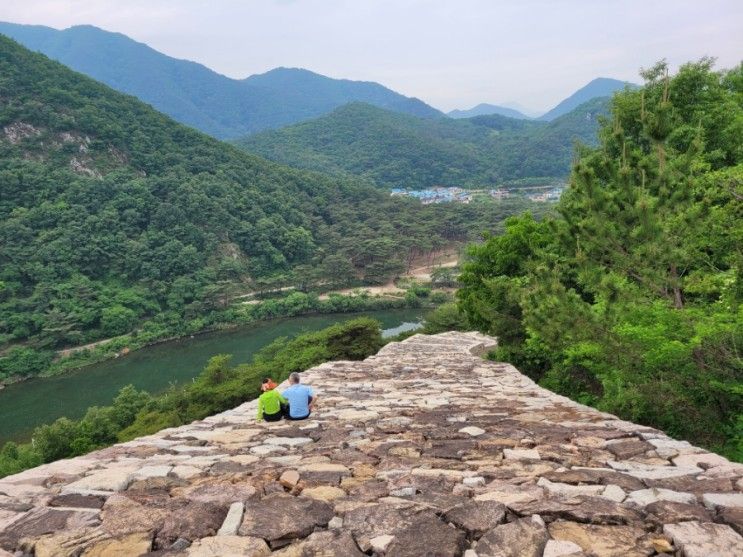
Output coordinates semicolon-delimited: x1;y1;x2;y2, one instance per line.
289;372;301;385
262;377;277;391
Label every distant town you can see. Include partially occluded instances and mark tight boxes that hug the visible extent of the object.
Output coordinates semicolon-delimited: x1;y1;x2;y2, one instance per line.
390;183;566;204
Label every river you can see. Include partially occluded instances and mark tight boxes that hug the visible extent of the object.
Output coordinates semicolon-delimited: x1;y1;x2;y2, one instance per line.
0;309;424;444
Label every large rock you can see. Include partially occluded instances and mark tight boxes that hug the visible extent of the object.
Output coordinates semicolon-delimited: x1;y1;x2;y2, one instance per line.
32;528;110;557
186;535;270;557
0;508;98;551
443;500;507;537
510;495;643;525
385;514;467;557
100;493;169;536
272;530;364;556
644;501;713;524
341;503;420;552
82;532;153;557
172;479;257;505
663;521;743;557
155;499;228;547
475;515;549;557
239;493;333;543
548;520;653;557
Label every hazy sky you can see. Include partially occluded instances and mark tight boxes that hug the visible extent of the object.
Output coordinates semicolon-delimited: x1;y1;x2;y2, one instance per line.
1;0;741;112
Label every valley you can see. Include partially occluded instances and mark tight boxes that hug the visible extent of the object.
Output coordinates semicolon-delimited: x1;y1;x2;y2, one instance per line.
0;309;423;444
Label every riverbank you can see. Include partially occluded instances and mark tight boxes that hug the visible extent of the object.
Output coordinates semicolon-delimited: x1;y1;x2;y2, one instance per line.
0;309;426;445
1;287;446;387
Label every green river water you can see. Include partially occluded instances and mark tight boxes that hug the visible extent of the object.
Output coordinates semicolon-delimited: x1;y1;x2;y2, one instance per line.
0;309;424;444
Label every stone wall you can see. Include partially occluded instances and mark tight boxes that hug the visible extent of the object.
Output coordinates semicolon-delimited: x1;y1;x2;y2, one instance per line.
0;331;741;556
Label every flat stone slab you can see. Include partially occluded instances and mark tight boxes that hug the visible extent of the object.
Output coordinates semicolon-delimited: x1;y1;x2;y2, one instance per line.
664;521;743;557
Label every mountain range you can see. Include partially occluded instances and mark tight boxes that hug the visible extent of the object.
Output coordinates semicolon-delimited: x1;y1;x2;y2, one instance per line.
1;21;634;141
448;104;531;120
0;22;442;139
237;97;610;188
449;78;633;121
1;33;517;367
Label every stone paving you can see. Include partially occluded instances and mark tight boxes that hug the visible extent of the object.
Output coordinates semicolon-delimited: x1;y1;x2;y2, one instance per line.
1;331;742;556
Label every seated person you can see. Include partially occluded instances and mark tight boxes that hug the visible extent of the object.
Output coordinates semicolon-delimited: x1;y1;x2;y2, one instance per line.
281;372;316;420
256;378;287;422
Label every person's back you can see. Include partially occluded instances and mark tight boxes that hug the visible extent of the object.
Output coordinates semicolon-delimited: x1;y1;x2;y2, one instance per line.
282;372;315;420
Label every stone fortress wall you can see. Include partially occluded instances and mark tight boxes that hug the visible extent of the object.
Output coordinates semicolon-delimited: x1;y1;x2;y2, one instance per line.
0;332;741;556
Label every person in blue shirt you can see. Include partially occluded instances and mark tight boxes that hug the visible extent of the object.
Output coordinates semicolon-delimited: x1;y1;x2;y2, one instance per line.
281;372;316;420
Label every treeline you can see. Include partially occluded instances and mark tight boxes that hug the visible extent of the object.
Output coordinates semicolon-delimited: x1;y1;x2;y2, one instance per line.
455;59;742;460
0;318;383;478
236;98;608;189
0;35;536;382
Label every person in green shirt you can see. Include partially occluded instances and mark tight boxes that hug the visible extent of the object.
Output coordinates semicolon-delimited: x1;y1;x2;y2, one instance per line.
257;378;287;422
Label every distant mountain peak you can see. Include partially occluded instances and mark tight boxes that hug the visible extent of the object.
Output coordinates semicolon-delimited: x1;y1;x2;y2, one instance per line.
538;77;636;121
448;103;531;120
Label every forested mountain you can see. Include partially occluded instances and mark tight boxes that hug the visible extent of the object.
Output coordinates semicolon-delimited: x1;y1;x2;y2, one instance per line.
458;59;743;458
0;22;441;138
538;77;634;120
237;98;609;188
448;103;531;119
0;35;526;380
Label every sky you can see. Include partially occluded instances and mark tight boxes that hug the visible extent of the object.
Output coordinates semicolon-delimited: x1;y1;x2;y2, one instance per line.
1;0;741;113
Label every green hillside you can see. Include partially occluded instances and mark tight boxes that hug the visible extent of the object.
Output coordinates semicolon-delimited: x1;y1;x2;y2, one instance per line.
0;22;442;138
236;98;609;188
458;59;743;458
0;35;529;381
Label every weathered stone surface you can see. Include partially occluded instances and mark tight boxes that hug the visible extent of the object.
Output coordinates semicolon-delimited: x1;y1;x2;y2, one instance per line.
33;528;109;557
185;535;270;557
625;487;696;507
510;496;643;525
663;521;743;557
1;332;739;556
239;494;333;542
48;493;105;509
702;492;743;510
98;493;166;537
0;508;98;550
155;500;227;547
548;520;653;557
82;532;152;557
645;500;713;524
443;500;507;537
300;485;346;501
385;514;467;557
543;539;585;557
172;480;257;505
341;503;419;551
719;507;743;536
475;515;549;557
273;530;364;556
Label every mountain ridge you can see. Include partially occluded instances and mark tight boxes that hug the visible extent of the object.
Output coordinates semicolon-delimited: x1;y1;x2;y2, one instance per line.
237;97;609;188
538;77;635;121
448;103;532;120
0;21;442;138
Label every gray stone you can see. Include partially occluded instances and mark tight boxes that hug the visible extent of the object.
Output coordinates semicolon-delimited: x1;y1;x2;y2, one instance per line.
702;492;743;510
